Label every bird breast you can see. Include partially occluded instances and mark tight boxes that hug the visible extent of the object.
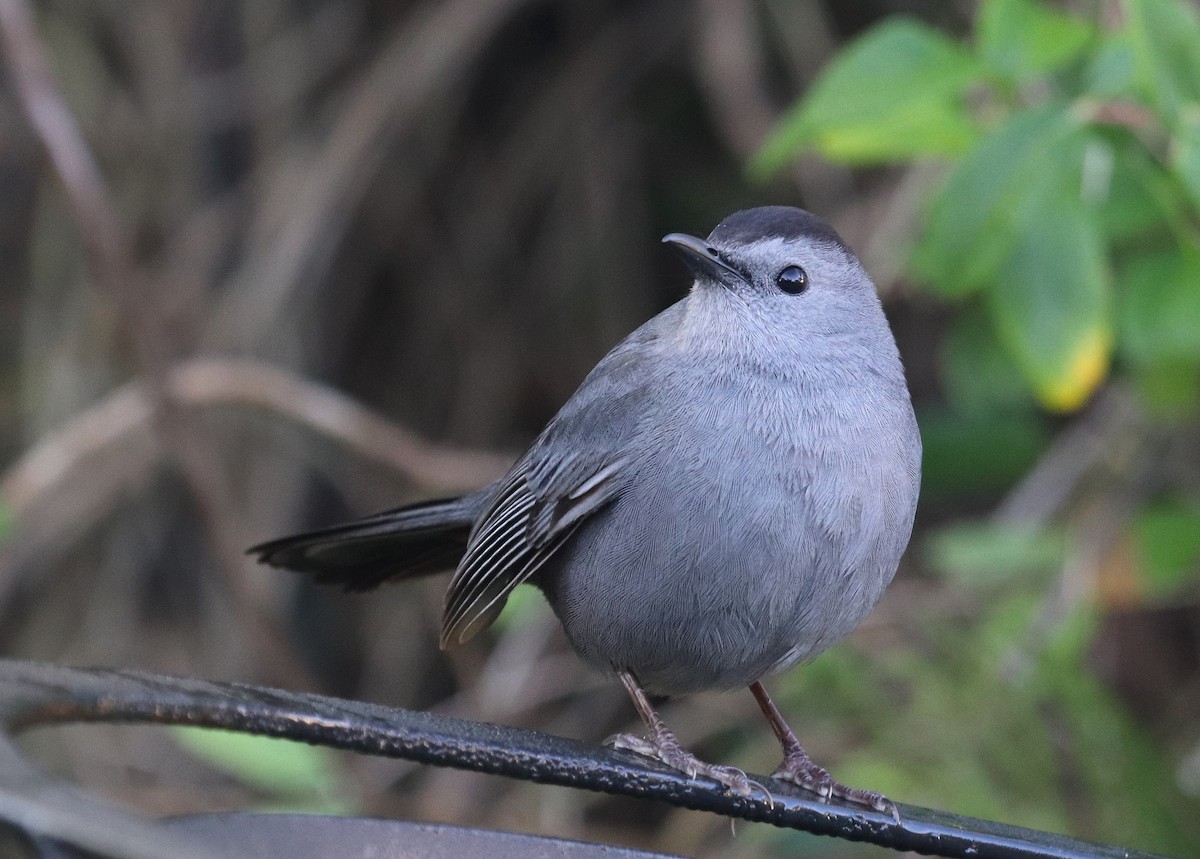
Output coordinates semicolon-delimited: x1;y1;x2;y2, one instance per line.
540;360;918;696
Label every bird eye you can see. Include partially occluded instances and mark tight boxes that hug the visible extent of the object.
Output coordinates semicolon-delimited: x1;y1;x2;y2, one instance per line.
776;264;808;294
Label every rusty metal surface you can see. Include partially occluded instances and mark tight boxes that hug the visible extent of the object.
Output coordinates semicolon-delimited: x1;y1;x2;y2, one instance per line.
0;659;1174;859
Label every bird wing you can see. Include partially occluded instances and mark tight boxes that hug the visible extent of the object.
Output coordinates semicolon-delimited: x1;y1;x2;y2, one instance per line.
439;305;679;648
439;450;627;647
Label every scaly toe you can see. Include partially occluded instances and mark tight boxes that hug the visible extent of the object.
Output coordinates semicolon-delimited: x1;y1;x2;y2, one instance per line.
841;787;899;822
605;732;661;759
774;755;895;818
605;733;767;802
772;759;833;797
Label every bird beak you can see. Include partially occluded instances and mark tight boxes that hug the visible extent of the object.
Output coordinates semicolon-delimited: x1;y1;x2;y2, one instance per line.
662;233;747;286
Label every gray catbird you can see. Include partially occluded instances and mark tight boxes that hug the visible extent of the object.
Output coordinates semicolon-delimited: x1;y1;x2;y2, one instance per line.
251;206;922;814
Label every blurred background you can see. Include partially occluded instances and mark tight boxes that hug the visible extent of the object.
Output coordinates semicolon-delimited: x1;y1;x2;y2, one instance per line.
1;0;1198;856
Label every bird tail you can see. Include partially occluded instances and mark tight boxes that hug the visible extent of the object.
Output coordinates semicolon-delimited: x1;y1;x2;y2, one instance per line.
248;492;487;592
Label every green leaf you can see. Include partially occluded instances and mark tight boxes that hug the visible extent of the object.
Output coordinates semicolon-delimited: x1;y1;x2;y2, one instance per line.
490;582;549;632
751;19;980;174
1125;0;1200;122
1118;243;1200;366
1082;32;1136;98
917;408;1047;503
1098;136;1181;243
1169;105;1200;211
912;105;1083;297
941;305;1036;417
1130;360;1200;413
987;187;1113;412
172;727;342;801
1135;501;1200;598
977;0;1092;81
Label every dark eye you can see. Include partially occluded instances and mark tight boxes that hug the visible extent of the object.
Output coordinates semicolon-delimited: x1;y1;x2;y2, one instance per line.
776;264;808;294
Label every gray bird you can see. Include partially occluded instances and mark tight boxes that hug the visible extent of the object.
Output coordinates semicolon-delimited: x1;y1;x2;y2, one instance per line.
251;206;921;814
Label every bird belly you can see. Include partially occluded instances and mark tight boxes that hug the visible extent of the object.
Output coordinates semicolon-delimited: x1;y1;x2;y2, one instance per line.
540;464;899;696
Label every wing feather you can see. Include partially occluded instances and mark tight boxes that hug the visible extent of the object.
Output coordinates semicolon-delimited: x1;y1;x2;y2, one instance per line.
438;312;669;647
440;455;626;647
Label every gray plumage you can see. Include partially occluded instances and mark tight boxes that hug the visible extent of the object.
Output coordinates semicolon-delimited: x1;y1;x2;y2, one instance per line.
251;206;921;810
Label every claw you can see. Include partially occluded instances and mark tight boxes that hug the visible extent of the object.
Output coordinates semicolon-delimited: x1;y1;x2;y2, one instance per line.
746;777;774;807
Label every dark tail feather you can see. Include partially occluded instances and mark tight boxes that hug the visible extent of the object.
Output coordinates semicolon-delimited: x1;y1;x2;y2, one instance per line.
249;493;487;592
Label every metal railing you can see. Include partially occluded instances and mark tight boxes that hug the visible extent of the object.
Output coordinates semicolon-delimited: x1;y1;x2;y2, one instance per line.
0;660;1172;859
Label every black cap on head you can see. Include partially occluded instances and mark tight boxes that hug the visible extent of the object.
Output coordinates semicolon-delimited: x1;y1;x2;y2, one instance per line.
706;206;849;253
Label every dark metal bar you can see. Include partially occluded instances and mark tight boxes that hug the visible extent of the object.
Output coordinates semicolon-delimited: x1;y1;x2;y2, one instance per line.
0;660;1174;859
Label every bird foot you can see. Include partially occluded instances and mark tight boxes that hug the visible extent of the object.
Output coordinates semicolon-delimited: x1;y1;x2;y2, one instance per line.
605;731;772;804
773;745;898;821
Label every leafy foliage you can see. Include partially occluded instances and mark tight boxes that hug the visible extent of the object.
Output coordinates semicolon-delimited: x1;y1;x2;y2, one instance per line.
171;726;353;814
1134;500;1200;598
756;0;1200;416
772;605;1200;856
751;20;980;168
757;1;1200;851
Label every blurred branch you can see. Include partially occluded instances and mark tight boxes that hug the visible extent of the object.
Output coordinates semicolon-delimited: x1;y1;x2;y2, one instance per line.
0;0;307;686
993;387;1150;684
0;358;510;588
214;0;537;345
175;360;512;488
445;1;678;339
0;0;125;280
857;161;946;294
691;0;774;159
177;3;358;136
1;383;149;524
992;388;1141;529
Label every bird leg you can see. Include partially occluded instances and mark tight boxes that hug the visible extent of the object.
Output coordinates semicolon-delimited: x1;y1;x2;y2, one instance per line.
750;680;898;820
606;670;770;802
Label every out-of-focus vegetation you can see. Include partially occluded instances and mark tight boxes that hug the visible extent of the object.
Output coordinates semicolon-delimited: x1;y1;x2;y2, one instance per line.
754;1;1200;855
758;0;1200;416
0;1;1196;857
